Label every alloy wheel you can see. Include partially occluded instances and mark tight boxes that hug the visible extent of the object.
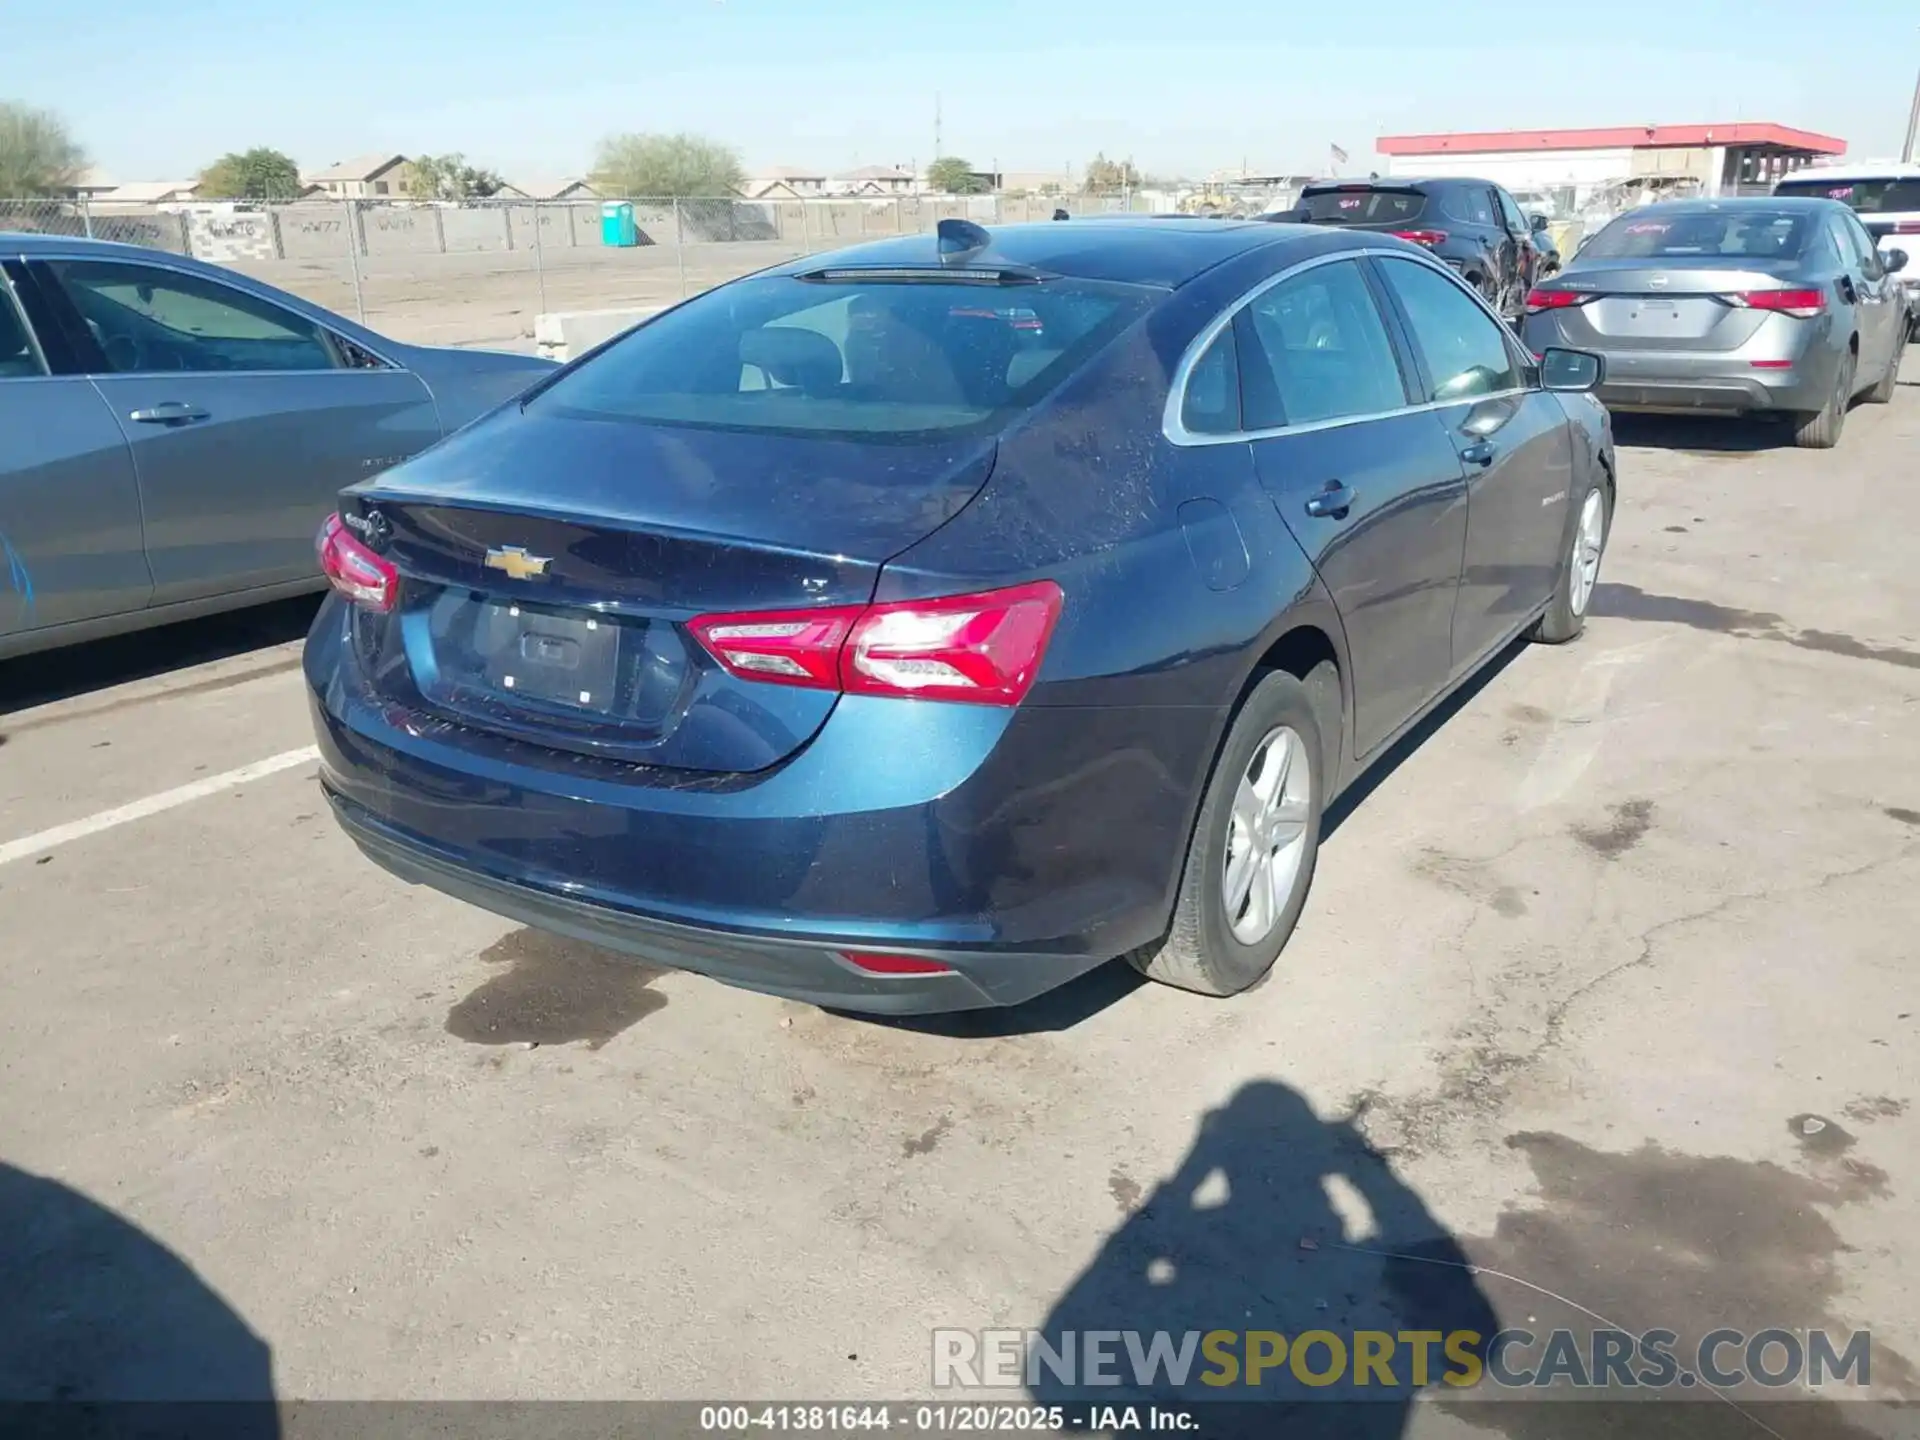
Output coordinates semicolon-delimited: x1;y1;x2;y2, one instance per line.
1568;488;1605;617
1221;726;1313;944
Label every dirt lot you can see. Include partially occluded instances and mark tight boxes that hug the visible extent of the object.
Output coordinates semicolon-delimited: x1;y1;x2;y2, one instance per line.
230;241;811;352
3;375;1918;1434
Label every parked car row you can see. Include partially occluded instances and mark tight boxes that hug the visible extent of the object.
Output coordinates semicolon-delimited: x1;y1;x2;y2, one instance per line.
1270;176;1562;320
1520;196;1908;449
0;236;552;659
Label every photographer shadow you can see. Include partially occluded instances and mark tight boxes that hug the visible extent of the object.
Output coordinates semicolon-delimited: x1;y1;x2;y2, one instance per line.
1034;1081;1496;1438
0;1162;277;1437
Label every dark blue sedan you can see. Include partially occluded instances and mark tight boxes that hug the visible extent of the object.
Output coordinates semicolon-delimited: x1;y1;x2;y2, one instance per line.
305;218;1615;1014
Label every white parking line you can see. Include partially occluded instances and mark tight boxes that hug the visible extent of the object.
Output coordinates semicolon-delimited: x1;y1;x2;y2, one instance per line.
0;746;320;869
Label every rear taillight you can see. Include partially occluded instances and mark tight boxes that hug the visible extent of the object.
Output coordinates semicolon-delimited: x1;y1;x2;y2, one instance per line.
685;607;855;687
1525;287;1594;313
1731;288;1826;319
317;512;398;612
1894;221;1920;235
689;580;1063;707
1391;229;1448;247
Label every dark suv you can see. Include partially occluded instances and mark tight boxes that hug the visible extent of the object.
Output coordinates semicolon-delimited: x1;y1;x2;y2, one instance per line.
1284;178;1550;321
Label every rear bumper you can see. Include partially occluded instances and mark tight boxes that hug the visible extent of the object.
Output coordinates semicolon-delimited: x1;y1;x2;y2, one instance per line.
1592;353;1837;415
328;788;1106;1013
305;597;1214;1014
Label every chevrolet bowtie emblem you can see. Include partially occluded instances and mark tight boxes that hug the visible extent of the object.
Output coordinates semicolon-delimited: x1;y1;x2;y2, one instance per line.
484;546;552;580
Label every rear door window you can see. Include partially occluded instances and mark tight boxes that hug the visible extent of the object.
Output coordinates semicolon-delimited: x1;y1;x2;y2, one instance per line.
1235;259;1408;428
1299;188;1427;225
531;273;1152;440
1374;257;1519;403
1443;187;1497;227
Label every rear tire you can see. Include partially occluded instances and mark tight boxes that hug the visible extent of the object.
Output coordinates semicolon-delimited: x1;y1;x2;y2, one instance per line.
1128;668;1327;998
1532;473;1611;645
1793;351;1854;449
1866;328;1905;404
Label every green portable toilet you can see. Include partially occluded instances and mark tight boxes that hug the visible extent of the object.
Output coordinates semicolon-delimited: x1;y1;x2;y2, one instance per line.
600;201;637;247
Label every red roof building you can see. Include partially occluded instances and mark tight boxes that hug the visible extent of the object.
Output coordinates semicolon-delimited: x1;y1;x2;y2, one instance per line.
1374;122;1845;202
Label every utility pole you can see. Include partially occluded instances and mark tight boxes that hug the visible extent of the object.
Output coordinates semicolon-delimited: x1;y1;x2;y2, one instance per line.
1904;55;1920;163
934;93;943;161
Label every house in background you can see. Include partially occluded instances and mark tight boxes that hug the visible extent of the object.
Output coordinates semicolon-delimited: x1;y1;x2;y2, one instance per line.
741;167;828;200
94;179;203;210
60;167;121;202
304;154;419;199
498;176;602;201
831;165;917;196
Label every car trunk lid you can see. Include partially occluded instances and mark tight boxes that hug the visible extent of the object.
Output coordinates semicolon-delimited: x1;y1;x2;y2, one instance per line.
344;406;998;773
1536;257;1815;351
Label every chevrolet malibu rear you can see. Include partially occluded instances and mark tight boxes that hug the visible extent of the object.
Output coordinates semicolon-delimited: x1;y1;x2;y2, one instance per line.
304;241;1183;1013
1522;199;1852;424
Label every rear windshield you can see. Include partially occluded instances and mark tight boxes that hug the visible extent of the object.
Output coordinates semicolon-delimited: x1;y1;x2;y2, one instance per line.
1578;210;1811;260
1775;176;1920;214
1300;188;1427;224
529;273;1152;440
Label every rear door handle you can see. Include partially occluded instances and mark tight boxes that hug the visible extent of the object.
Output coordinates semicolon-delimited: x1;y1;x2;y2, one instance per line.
1460;441;1498;468
1304;481;1355;519
128;402;209;425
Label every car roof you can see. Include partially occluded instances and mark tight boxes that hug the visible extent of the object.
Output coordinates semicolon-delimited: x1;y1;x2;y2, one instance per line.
1776;161;1920;182
1618;196;1845;216
763;218;1365;289
1299;176;1468;191
0;231;190;261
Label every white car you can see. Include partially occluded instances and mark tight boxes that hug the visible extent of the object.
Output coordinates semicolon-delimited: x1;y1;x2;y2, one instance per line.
1776;161;1920;334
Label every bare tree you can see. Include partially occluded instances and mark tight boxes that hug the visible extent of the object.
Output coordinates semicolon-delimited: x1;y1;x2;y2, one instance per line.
0;101;86;198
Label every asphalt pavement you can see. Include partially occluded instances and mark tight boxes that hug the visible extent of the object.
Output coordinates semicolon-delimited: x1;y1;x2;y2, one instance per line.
2;377;1917;1435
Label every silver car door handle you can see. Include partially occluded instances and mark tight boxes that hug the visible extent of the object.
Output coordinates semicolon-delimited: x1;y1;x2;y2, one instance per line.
128;402;210;425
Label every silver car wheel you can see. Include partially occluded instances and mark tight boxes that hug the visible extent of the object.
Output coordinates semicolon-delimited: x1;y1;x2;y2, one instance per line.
1221;725;1313;945
1568;488;1605;617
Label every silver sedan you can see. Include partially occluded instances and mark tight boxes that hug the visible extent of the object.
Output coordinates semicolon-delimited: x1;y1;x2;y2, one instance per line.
0;234;555;660
1520;196;1907;448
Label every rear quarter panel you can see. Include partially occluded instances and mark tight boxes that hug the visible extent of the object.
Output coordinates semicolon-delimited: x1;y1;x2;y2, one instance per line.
875;257;1358;922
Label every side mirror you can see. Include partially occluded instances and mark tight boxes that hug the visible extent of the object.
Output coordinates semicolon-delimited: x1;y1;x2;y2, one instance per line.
1540;347;1605;393
1528;213;1550;232
1886;248;1909;274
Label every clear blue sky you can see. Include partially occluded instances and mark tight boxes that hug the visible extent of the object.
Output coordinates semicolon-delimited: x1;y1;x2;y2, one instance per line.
9;0;1914;181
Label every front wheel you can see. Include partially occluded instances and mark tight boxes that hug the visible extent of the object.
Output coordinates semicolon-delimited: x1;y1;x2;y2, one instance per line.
1532;477;1610;645
1128;668;1327;997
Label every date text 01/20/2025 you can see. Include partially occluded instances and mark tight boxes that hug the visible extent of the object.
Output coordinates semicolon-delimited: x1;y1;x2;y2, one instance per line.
699;1404;1197;1432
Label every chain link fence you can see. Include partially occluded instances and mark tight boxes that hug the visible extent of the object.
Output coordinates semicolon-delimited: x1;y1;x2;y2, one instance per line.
0;193;1149;352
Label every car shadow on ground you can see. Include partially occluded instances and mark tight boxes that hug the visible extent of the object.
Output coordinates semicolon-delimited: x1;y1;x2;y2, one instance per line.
1030;1079;1498;1437
1609;413;1795;454
879;639;1534;1040
0;1161;278;1434
0;596;319;718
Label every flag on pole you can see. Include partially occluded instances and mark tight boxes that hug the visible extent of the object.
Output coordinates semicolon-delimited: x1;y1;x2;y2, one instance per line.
1330;142;1350;166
